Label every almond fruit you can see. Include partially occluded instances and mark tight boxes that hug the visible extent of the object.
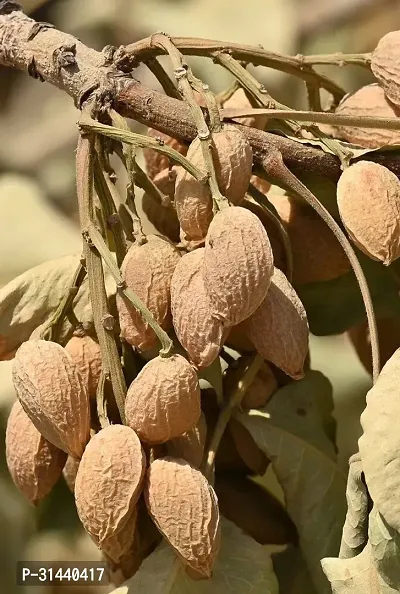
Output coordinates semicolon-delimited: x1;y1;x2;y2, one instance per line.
331;84;400;148
171;248;224;368
6;400;67;505
145;457;220;577
223;87;268;129
141;168;180;243
125;354;201;443
269;194;350;284
65;335;101;401
371;31;400;107
12;340;90;458
74;424;145;558
168;412;207;468
224;358;277;410
116;235;181;351
143;128;188;179
203;206;274;326
337;161;400;264
242;267;309;379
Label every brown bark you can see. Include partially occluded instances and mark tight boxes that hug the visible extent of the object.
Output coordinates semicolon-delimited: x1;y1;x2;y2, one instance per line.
0;2;399;182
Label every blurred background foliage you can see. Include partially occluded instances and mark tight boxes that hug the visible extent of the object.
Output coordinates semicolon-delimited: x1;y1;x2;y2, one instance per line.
1;0;400;591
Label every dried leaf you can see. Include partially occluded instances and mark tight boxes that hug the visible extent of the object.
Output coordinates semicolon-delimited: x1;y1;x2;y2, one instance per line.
369;506;400;590
239;371;347;593
359;349;400;532
322;544;397;594
273;546;318;594
339;454;369;559
0;253;115;356
109;518;279;594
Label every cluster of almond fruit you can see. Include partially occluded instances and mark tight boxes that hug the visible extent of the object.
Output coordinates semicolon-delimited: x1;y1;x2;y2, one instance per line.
7;26;400;583
4;88;311;582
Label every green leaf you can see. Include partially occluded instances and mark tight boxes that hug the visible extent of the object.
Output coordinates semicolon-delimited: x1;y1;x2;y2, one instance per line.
273;546;318;594
297;253;400;335
322;544;398;594
110;518;279;594
238;371;347;594
0;253;115;355
359;350;400;533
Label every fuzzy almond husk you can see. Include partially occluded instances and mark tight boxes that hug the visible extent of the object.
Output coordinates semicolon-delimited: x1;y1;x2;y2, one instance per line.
242;197;286;273
203;206;274;326
223;87;268;129
65;335;101;401
125;354;201;444
242;267;309;379
116;235;181;351
371;31;400;107
145;457;220;577
74;425;145;557
171;248;224;368
6;400;67;505
12;340;90;459
62;455;80;493
168;413;207;468
143;128;188;179
175;126;253;240
141;168;180;243
337;161;400;264
331;84;400;148
269;194;351;284
174;142;213;241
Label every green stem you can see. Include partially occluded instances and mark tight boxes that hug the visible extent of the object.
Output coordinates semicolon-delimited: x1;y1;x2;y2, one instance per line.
93;149;128;267
156;34;227;211
76;131;127;424
215;53;353;167
79;115;206;182
86;221;173;357
145;57;181;99
263;150;380;383
202;354;264;482
122;35;346;101
222;107;400;131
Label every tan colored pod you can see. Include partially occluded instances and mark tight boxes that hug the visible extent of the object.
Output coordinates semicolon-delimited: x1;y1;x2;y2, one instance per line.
12;340;90;459
171;248;224;369
371;31;400;107
174;143;213;241
116;235;181;351
224;358;277;410
179;228;205;251
125;354;201;444
6;400;67;505
143;128;188;179
74;425;145;556
203;206;274;326
243;267;309;379
62;455;80;493
145;457;220;577
101;505;139;564
269;194;350;284
242;197;286;273
65;335;101;401
223;87;268;129
168;412;207;468
337;161;400;264
141;168;180;243
332;84;400;148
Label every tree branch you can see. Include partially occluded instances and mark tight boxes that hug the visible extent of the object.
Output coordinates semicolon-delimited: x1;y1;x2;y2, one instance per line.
1;3;400;185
